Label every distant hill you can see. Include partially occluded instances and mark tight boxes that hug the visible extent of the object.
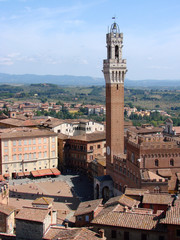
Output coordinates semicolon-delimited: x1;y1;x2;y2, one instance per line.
0;73;104;86
0;73;180;89
125;79;180;89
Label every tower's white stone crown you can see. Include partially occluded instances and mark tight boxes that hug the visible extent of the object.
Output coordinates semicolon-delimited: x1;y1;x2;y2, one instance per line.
103;22;127;84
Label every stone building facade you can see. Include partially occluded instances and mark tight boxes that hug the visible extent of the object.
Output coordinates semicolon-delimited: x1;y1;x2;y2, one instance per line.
0;128;58;179
0;204;16;234
61;132;106;173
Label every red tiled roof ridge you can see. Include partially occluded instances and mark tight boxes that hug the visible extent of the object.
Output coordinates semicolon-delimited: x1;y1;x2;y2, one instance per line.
92;211;163;231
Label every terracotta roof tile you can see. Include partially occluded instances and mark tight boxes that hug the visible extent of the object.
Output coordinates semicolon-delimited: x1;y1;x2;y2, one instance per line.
43;227;102;240
0;204;16;216
125;188;149;196
173;126;180;134
105;194;140;208
143;193;173;205
161;206;180;225
0;127;57;139
0;118;25;126
141;170;165;181
15;207;49;223
70;131;105;142
92;211;165;231
74;199;103;216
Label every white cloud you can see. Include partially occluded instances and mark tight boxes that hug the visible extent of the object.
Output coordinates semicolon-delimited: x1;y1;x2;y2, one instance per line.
0;57;14;65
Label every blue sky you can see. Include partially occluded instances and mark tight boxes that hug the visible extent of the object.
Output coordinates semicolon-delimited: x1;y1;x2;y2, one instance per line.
0;0;180;80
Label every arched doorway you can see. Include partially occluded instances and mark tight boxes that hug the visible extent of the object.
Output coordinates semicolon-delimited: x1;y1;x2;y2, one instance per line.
102;186;110;202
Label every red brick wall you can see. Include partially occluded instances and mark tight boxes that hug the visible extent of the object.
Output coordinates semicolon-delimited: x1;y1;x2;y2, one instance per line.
106;83;124;165
143;203;168;214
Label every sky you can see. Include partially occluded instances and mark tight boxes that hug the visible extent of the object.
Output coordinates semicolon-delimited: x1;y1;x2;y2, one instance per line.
0;0;180;80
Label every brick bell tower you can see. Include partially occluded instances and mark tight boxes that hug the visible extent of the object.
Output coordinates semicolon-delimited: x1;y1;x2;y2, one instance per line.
103;21;127;175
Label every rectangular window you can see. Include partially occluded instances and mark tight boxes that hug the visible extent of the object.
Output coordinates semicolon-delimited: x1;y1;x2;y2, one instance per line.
18;140;22;146
97;144;101;148
4;141;8;147
38;138;41;144
33;139;36;145
124;232;129;240
18;148;22;152
44;152;47;158
4;148;8;153
4;156;8;162
29;139;31;145
85;215;89;222
19;154;22;160
4;164;8;169
24;140;27;145
33;153;36;159
38;152;42;158
24;154;28;160
44;145;47;149
52;137;55;143
24;147;28;151
29;147;32;151
13;140;16;146
38;146;42;150
177;230;180;237
43;138;47;143
141;234;147;240
111;230;117;239
13;155;16;161
33;146;36;150
51;151;55;157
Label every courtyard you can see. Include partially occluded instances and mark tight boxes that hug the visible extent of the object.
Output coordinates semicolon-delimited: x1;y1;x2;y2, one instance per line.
8;173;94;225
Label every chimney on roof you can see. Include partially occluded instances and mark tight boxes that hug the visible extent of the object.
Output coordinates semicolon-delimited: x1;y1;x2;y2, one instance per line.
124;206;128;212
64;222;68;228
99;229;105;239
168;203;171;210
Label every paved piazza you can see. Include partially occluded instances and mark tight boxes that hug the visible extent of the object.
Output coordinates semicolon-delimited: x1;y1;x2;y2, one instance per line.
8;174;94;224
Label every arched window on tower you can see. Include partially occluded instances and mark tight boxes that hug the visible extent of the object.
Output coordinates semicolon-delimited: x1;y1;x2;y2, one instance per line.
131;153;135;163
170;159;174;166
108;46;111;59
115;45;119;59
155;159;159;167
112;71;114;82
122;71;124;82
